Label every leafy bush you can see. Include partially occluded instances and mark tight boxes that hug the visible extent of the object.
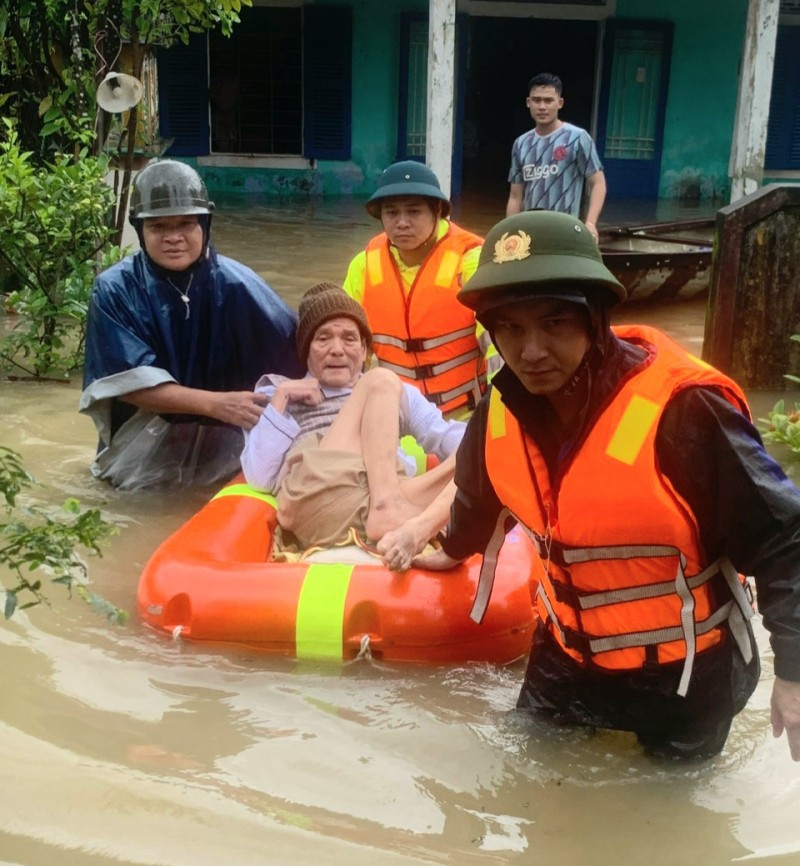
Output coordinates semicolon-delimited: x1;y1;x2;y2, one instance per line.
0;446;123;621
0;118;120;377
759;335;800;454
760;399;800;453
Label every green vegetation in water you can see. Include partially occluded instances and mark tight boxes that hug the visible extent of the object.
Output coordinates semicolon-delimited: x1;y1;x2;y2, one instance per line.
760;398;800;453
759;335;800;454
0;446;125;623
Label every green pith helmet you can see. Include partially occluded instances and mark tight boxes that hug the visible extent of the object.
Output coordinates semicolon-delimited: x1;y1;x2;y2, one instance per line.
129;159;215;222
457;210;625;316
366;160;451;218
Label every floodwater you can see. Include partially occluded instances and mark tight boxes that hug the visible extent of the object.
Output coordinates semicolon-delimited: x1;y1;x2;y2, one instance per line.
2;195;800;866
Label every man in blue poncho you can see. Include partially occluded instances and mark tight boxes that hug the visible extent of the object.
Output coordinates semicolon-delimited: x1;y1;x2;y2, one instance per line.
80;160;303;490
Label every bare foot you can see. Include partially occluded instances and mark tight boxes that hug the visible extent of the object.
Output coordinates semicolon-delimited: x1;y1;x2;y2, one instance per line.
377;524;426;572
365;494;422;542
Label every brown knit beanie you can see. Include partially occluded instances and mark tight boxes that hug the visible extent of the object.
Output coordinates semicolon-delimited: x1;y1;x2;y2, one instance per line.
296;281;373;363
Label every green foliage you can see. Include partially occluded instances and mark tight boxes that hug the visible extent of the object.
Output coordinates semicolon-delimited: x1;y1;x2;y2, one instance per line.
760;399;800;453
0;1;253;368
120;0;251;45
0;118;120;377
0;0;252;158
1;0;252;241
759;337;800;454
0;1;100;157
0;446;124;622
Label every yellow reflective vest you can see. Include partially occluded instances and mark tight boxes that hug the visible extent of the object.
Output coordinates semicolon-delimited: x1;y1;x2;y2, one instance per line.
362;223;485;415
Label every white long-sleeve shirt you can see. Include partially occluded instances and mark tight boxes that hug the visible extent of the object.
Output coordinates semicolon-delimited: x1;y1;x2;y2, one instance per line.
240;373;465;493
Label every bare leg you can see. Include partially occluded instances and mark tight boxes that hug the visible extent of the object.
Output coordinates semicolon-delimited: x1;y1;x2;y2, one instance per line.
319;368;423;538
397;452;456;507
377;478;457;571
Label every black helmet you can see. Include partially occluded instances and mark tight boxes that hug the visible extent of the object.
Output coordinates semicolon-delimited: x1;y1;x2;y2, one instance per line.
458;211;626;319
366;160;451;218
129;160;215;222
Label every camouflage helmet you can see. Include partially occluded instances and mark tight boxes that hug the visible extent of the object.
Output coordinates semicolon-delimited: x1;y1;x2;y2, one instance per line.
366;160;451;218
129;159;215;222
458;210;625;318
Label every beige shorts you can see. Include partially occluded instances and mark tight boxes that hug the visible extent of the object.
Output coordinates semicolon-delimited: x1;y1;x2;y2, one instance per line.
277;436;405;548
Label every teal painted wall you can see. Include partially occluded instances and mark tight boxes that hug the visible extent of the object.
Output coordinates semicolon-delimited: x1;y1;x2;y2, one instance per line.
197;0;425;199
615;0;748;200
343;0;429;193
195;0;753;201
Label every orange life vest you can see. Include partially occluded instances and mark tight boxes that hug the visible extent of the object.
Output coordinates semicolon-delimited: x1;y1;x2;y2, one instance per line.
477;324;755;696
362;222;485;415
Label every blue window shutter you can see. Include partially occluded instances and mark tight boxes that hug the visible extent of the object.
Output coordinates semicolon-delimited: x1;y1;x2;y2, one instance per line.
766;26;800;170
157;34;210;156
303;6;352;160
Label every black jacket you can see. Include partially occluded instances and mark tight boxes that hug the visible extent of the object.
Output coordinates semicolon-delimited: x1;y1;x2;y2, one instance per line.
441;326;800;683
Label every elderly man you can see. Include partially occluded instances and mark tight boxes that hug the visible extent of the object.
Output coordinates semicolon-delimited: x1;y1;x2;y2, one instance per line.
80;159;302;490
241;283;464;555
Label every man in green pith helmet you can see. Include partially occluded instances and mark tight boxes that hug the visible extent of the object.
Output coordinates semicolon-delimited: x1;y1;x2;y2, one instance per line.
343;160;500;422
414;209;800;762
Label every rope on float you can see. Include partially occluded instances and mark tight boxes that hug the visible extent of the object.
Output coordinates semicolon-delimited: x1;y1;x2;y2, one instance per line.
356;634;372;661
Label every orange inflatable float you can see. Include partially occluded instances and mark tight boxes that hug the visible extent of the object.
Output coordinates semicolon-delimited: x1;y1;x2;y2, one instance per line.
138;477;537;663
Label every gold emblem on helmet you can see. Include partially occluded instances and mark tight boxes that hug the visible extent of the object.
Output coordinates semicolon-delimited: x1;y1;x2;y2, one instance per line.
493;231;531;263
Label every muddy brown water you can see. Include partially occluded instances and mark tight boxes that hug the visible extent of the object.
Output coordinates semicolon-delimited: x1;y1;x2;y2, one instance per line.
2;196;799;865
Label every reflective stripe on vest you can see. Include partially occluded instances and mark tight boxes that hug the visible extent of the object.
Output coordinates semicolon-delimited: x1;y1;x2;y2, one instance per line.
367;244;467;290
376;347;481;380
372;324;476;352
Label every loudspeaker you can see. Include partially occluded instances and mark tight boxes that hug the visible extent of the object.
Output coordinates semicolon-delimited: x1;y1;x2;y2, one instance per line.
96;72;144;113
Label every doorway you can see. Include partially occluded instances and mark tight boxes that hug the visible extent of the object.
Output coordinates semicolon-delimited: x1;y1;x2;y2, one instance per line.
462;17;600;209
595;20;673;199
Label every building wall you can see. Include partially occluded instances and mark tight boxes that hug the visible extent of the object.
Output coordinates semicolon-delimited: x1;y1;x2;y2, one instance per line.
616;0;749;200
194;0;427;199
190;0;752;202
311;0;404;197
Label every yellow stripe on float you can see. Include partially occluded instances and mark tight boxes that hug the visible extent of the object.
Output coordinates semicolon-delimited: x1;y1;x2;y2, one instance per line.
295;564;354;659
605;394;660;465
212;484;277;507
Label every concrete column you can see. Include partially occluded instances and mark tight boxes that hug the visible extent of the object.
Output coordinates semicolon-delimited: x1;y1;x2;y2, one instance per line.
426;0;456;197
729;0;780;202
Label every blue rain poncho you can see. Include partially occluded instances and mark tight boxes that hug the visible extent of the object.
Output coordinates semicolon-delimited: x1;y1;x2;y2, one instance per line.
79;248;303;490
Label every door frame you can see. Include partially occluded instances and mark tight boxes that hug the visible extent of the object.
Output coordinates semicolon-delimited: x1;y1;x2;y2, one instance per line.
596;19;673;199
397;12;468;197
